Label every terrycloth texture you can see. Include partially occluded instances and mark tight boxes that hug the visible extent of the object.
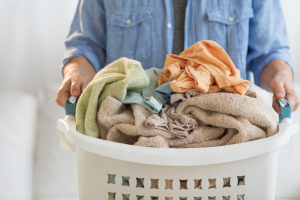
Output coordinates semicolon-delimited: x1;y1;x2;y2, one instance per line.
135;136;169;148
97;96;173;141
122;68;163;113
145;90;201;138
170;90;201;104
97;89;278;148
149;178;173;190
144;115;168;132
76;58;149;138
145;104;198;138
158;40;250;95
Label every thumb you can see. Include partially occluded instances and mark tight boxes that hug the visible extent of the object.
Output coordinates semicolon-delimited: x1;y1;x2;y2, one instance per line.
273;81;285;99
70;76;83;97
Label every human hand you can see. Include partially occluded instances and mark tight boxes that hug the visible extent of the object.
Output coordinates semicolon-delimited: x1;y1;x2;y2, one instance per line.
260;59;300;115
55;56;96;108
270;70;300;114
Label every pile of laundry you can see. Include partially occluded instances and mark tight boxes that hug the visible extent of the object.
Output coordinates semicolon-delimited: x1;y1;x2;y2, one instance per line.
75;40;278;148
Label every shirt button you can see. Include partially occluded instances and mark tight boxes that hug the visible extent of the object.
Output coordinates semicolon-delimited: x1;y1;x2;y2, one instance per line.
167;23;172;28
126;19;132;24
228;17;234;22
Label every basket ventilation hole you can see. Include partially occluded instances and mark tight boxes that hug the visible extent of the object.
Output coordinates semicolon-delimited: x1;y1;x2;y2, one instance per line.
108;192;116;200
194;179;202;189
208;178;217;189
165;179;173;190
136;178;144;188
151;196;159;200
150;179;159;189
222;195;230;200
237;176;245;186
237;194;245;200
223;177;231;188
179;179;188;190
107;174;116;184
194;198;202;200
136;195;144;200
208;196;216;200
165;197;173;200
122;176;130;186
122;194;130;200
179;198;187;200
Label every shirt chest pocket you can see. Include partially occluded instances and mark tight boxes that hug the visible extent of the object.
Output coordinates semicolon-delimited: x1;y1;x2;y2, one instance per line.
106;9;153;61
207;6;253;78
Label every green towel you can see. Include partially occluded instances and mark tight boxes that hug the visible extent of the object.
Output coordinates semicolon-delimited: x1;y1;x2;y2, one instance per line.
108;193;116;200
122;68;163;113
76;58;150;138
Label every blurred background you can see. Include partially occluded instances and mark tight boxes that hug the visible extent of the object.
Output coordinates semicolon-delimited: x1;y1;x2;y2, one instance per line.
0;1;300;200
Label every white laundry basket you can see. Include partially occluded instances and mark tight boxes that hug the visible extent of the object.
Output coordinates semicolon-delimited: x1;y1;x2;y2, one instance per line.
57;115;299;200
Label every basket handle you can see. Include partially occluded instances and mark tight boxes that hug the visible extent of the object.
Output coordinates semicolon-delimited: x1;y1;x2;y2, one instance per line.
277;98;292;123
65;96;78;117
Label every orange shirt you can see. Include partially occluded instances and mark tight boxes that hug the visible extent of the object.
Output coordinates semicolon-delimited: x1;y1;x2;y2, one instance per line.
158;40;250;95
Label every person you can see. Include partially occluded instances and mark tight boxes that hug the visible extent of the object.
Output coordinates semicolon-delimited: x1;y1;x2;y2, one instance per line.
55;0;300;114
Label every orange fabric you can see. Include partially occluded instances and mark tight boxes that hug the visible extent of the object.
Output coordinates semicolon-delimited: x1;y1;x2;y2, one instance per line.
158;40;250;95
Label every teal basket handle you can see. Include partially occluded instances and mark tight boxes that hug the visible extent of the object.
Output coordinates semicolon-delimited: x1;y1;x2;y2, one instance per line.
277;98;292;123
65;96;78;117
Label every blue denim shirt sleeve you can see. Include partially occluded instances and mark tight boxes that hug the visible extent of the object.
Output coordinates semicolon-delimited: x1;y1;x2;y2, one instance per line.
62;0;106;72
247;0;294;86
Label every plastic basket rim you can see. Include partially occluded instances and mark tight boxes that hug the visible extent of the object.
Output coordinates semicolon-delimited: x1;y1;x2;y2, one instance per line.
57;118;299;166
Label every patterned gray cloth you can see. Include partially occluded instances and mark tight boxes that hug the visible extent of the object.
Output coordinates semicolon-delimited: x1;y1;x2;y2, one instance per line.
172;0;187;55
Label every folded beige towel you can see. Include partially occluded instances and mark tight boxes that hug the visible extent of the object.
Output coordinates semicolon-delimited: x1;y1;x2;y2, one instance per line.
170;90;201;104
97;89;278;148
176;90;278;143
97;97;173;141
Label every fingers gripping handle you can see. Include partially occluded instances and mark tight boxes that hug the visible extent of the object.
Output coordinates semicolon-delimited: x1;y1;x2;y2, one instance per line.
277;98;292;123
65;96;78;117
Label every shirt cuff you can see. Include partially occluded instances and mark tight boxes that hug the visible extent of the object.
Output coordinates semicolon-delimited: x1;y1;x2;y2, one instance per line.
251;48;295;86
61;46;101;75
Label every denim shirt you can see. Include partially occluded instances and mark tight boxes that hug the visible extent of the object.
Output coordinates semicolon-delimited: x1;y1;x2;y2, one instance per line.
62;0;294;85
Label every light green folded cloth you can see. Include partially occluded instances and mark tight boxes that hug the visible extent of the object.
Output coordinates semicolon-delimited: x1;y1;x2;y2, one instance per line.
122;68;163;113
76;58;150;138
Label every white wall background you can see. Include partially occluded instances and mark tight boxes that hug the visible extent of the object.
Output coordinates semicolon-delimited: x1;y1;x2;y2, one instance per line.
0;1;77;94
281;0;300;80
